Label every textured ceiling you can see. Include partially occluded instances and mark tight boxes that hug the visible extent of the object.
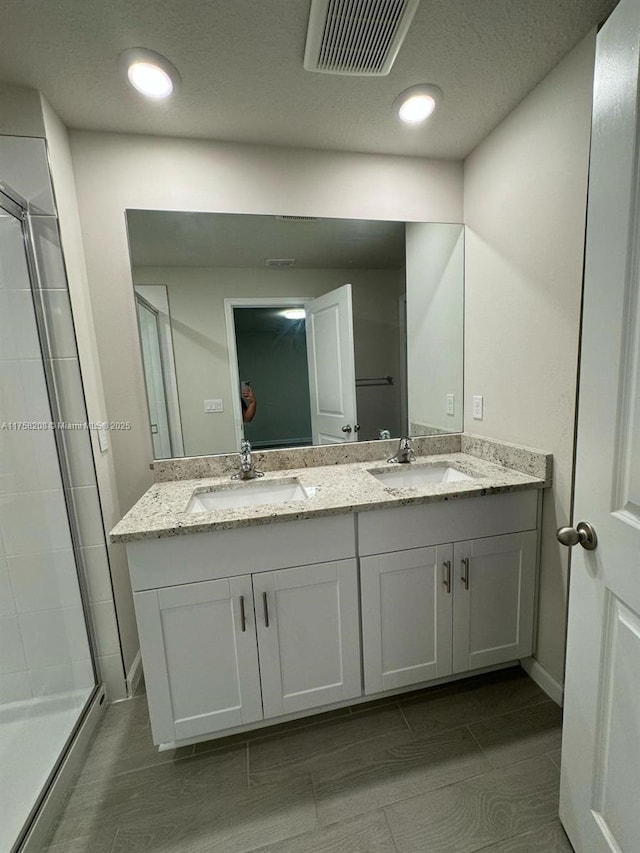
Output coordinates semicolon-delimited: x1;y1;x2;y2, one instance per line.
127;210;406;269
0;0;618;159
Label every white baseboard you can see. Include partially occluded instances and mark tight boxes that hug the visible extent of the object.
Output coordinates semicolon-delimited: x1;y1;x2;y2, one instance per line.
520;657;564;706
126;649;143;698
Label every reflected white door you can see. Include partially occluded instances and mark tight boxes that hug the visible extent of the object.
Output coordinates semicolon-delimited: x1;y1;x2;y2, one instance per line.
306;284;358;444
560;1;640;850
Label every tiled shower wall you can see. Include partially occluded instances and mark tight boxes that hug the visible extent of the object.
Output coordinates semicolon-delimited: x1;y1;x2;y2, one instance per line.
0;137;126;700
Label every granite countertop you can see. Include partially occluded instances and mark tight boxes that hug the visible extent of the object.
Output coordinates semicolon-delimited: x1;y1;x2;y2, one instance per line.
110;448;549;543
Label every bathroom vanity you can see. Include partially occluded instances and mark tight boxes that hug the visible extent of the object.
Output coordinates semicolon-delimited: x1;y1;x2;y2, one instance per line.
111;436;551;749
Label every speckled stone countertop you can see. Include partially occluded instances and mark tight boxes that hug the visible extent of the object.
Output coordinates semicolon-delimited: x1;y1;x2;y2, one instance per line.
110;444;551;543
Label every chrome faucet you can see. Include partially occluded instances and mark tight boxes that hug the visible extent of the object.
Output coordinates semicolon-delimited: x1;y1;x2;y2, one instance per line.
387;436;416;464
232;439;264;480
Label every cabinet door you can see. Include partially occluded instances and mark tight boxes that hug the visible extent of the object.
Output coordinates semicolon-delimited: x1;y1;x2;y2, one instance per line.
253;560;361;719
360;545;454;694
453;532;537;673
134;576;262;744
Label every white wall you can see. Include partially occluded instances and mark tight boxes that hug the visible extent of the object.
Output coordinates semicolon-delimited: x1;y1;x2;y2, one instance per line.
406;223;464;434
464;32;597;687
69;131;463;513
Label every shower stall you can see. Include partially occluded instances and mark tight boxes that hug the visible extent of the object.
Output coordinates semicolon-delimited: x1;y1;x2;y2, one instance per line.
0;178;104;851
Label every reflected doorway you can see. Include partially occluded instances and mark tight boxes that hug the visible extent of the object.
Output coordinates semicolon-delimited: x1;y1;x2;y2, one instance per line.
233;306;313;450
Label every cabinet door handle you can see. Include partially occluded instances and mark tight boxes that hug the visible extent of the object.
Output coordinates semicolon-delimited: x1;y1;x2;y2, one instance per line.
263;591;270;627
461;557;470;590
239;595;247;632
443;560;452;594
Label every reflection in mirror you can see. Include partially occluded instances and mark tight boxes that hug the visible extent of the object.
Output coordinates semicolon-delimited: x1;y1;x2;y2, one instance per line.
126;211;464;459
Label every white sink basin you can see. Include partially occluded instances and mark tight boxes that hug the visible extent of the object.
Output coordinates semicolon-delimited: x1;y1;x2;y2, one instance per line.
187;478;312;512
369;464;473;489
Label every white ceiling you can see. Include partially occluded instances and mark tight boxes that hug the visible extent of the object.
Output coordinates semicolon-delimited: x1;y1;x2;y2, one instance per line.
0;0;617;159
127;210;407;269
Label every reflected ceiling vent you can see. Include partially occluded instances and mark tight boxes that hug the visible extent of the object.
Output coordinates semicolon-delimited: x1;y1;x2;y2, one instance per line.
265;258;296;267
275;215;320;222
304;0;419;76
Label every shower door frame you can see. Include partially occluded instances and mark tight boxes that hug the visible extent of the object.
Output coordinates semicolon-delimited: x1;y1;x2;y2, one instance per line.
0;183;104;853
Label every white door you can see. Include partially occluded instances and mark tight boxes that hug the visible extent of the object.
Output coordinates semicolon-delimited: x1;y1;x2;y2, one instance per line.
252;560;361;718
360;545;454;694
560;1;640;850
134;577;263;745
305;283;358;444
452;533;536;674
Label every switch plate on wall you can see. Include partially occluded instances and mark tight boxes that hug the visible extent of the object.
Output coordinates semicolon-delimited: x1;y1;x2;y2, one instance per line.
446;394;455;415
472;395;483;420
204;399;224;413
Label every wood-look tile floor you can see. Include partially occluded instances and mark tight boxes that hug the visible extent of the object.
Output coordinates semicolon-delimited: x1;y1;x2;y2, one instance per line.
43;667;573;853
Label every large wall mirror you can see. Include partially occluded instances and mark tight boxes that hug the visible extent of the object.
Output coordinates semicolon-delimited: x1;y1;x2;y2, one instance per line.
126;210;464;459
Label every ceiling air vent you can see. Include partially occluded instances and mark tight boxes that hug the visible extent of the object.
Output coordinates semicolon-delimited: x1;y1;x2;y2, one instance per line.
275;215;320;222
265;258;296;268
304;0;419;76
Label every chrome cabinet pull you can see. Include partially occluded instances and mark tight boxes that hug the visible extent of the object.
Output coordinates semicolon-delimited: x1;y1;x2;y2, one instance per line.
239;595;247;632
263;591;270;627
461;557;470;590
443;560;452;594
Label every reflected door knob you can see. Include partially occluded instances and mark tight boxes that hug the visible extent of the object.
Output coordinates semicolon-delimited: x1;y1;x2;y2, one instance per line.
556;521;598;551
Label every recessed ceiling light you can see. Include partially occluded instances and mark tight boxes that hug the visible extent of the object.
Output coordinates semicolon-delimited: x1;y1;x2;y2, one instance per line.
394;84;443;125
119;48;181;99
281;309;306;320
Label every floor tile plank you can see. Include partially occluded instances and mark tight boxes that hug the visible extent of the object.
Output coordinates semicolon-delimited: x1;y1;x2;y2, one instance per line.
251;811;398;853
384;755;560;853
313;726;490;826
249;705;412;785
110;776;317;853
475;819;574;852
400;669;549;740
468;702;563;768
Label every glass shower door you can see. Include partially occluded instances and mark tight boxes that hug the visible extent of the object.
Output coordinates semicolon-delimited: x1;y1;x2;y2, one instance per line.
0;199;97;851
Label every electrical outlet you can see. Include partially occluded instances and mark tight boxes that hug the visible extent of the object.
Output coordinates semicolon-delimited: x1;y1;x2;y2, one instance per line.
472;395;483;420
446;394;455;416
204;399;224;413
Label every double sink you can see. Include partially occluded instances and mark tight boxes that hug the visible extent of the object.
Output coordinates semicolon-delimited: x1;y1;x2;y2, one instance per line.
186;463;474;514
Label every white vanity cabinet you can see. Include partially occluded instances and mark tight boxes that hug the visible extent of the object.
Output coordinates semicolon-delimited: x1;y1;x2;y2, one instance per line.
359;491;539;695
127;515;361;746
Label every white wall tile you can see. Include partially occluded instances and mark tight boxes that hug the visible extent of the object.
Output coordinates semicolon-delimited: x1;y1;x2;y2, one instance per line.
0;217;32;292
30;217;68;287
49;357;87;424
28;658;94;697
8;549;82;613
0;290;41;360
0;616;27;673
70;485;105;548
90;600;120;656
0;427;63;494
98;653;127;701
61;427;96;487
0;138;55;216
18;606;91;668
41;290;78;360
81;545;113;603
0;671;32;703
0;490;73;555
0;562;16;616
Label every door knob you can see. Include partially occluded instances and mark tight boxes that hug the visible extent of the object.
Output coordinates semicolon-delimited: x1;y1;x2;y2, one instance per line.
341;425;352;433
556;521;598;551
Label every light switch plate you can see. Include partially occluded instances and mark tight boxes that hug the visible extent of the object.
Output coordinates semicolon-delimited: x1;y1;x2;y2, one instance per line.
472;395;483;420
446;394;455;416
204;399;224;413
